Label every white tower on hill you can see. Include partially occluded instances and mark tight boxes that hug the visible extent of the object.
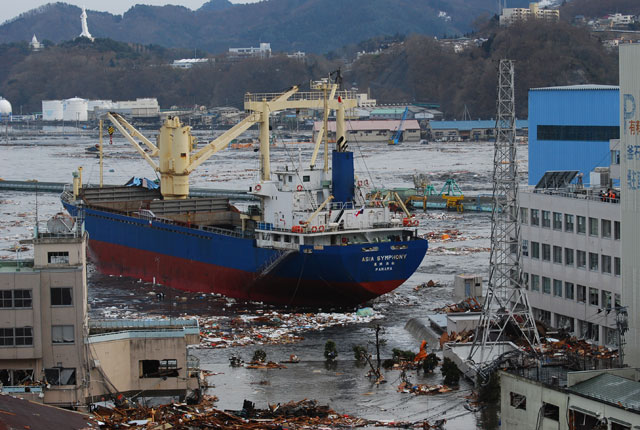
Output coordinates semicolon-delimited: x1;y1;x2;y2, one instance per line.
79;7;94;41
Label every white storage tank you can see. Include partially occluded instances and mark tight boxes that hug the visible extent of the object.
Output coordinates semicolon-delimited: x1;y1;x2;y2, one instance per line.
42;100;64;121
0;97;12;117
63;97;88;122
88;99;113;111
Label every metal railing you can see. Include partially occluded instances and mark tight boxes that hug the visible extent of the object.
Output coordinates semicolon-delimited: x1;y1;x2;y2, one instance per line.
244;90;357;104
528;187;620;204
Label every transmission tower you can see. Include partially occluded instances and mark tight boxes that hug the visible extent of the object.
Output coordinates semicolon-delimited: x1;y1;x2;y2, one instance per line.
468;60;540;371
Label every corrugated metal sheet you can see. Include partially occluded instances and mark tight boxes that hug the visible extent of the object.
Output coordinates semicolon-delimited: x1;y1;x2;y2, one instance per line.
531;84;619;91
568;373;640;411
528;87;619;185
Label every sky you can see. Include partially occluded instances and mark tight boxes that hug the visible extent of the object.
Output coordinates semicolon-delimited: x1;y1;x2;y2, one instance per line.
0;1;260;24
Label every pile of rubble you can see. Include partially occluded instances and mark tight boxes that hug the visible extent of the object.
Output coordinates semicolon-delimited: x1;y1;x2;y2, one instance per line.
198;310;382;348
439;330;474;348
397;381;452;395
434;297;482;314
428;246;491;256
540;337;619;362
91;398;446;429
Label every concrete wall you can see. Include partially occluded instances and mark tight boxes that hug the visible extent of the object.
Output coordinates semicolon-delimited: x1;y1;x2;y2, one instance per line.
520;190;620;345
500;371;640;430
620;44;640;368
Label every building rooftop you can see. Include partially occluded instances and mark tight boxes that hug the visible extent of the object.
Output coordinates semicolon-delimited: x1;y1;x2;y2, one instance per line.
568;373;640;412
530;84;619;92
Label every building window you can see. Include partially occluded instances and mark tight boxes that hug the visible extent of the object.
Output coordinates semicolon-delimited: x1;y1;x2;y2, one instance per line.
536;125;619;141
615;257;621;276
531;242;540;259
13;290;32;308
0;369;34;386
522;240;529;257
602;219;611;238
556;314;574;332
14;327;33;346
542;244;551;261
0;290;32;308
614;221;620;240
523;272;529;289
602;291;612;309
589;287;599;306
588;217;598;236
565;248;574;266
531;274;540;292
47;251;69;264
565;282;574;300
564;214;574;232
602;255;612;274
589;252;599;271
510;392;526;410
577;216;586;234
0;327;33;347
542;402;560;421
552;212;562;230
44;368;76;386
51;288;73;306
577;285;586;303
531;209;539;226
553;246;562;264
520;208;528;224
0;328;14;346
140;359;179;378
577;250;586;268
51;325;74;344
542;210;551;228
553;279;562;297
542;277;551;294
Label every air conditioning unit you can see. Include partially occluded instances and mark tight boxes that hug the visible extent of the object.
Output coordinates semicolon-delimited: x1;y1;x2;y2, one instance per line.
91;359;101;369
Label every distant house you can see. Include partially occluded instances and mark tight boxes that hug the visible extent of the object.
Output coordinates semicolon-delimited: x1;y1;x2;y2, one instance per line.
428;119;528;141
313;119;421;143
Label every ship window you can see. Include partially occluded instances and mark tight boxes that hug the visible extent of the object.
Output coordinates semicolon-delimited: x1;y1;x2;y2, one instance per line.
48;251;69;264
289;175;293;182
362;246;379;252
303;176;310;182
51;288;73;306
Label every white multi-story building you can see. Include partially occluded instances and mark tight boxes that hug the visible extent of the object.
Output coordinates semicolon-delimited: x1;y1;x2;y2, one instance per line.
519;168;621;346
228;42;271;59
500;2;560;26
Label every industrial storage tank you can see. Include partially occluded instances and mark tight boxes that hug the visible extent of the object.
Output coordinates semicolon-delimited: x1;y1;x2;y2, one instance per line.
0;97;12;117
42;100;64;121
63;97;88;122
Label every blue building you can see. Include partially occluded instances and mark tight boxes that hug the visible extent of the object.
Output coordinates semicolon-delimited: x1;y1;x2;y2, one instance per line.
528;85;619;185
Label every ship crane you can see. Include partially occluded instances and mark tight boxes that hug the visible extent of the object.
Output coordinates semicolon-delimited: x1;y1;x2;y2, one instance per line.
102;81;356;201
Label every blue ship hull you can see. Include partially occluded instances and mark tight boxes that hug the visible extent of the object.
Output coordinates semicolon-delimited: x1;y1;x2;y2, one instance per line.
64;202;428;306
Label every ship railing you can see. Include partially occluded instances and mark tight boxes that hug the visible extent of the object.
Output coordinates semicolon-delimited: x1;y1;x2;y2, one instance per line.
244;90;357;104
256;221;405;234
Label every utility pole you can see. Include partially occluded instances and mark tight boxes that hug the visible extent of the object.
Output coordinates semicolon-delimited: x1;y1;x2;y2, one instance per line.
468;60;540;374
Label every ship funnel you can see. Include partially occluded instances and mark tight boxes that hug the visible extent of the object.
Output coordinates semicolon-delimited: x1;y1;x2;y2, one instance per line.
332;150;354;204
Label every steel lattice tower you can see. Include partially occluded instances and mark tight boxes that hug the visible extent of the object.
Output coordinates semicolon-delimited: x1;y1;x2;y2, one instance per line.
468;60;540;369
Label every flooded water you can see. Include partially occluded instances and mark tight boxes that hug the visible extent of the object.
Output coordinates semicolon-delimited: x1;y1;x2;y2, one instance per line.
0;130;529;428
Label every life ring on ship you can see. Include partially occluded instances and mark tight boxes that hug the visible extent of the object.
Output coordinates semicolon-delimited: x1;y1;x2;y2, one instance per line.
255;184;261;192
318;225;325;232
357;180;363;187
297;185;303;191
311;226;318;233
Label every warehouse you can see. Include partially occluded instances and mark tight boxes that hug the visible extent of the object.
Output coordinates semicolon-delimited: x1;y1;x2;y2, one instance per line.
313;119;421;143
528;85;619;186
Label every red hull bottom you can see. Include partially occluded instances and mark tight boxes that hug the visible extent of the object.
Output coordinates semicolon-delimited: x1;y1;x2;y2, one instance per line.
88;240;402;306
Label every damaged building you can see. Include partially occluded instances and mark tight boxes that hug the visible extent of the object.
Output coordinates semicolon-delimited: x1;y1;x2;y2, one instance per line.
0;225;201;409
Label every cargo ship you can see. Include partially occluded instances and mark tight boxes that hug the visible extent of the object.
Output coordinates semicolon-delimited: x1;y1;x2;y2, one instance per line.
62;80;428;306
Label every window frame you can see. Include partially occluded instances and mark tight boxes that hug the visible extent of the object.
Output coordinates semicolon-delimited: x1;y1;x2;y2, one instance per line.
51;287;73;307
564;214;574;232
